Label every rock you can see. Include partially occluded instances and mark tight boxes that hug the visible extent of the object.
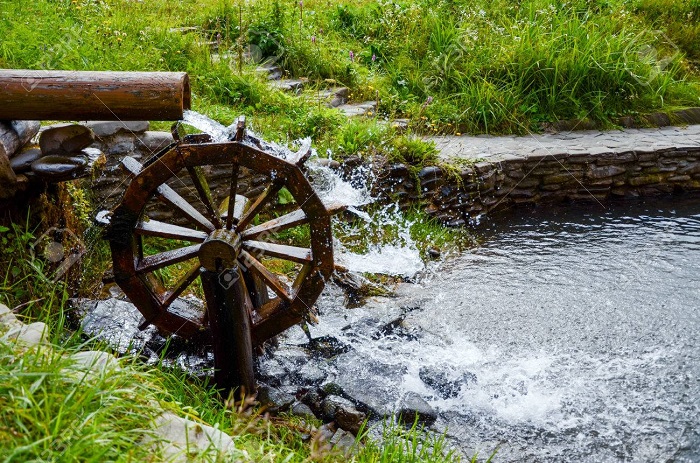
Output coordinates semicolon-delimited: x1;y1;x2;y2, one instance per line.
291;402;316;420
300;335;351;359
398;392;437;426
39;124;95;156
149;412;236;462
31;154;88;182
330;428;358;456
0;303;21;331
0;120;40;159
68;351;120;374
9;146;42;173
257;385;295;412
85;121;149;138
322;396;367;434
296;362;327;385
427;247;441;259
135;131;175;154
322;395;355;421
2;321;48;347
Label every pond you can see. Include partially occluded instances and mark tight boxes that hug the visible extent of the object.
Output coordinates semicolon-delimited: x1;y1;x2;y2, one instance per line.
288;196;700;462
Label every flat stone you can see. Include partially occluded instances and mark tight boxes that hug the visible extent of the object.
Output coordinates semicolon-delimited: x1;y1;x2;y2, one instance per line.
31;154;88;182
85;121;149;138
588;165;627;179
149;412;236;462
2;321;47;347
9;146;42;173
329;428;357;456
39;124;95;156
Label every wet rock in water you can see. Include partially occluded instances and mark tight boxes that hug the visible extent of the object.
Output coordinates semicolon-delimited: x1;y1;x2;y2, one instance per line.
322;395;366;434
325;353;408;418
300;389;325;416
398;392;437;426
419;365;465;399
85;120;149;138
372;315;418;341
31;154;88;182
300;335;351;359
257;357;290;386
295;362;327;386
332;271;391;308
257;385;295;412
427;247;441;259
39;123;95;156
9;145;42;173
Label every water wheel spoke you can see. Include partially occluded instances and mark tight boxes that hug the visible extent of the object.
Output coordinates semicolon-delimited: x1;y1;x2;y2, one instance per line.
226;163;239;229
121;156;215;231
242;241;312;265
135;218;208;242
187;166;221;228
237;180;284;231
162;262;201;307
136;244;201;274
241;209;308;240
240;250;292;302
157;184;216;232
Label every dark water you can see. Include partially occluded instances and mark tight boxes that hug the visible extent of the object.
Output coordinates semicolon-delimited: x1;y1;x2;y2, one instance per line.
295;197;700;462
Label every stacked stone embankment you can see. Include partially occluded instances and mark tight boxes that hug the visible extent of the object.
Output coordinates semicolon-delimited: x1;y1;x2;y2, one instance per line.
370;125;700;225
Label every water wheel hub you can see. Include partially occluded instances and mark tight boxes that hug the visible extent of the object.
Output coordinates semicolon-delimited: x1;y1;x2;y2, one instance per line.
199;229;241;272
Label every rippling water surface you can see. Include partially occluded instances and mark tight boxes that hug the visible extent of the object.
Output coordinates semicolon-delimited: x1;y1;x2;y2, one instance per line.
299;197;700;462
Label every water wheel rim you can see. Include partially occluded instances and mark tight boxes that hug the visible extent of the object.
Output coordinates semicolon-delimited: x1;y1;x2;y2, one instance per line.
108;140;334;342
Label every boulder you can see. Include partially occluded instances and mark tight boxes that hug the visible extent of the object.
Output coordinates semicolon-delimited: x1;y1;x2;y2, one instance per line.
134;131;175;154
290;402;316;420
69;350;120;374
2;321;48;347
39;124;95;156
149;412;236;462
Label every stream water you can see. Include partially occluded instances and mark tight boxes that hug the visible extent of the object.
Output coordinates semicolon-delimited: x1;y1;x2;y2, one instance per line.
278;197;700;462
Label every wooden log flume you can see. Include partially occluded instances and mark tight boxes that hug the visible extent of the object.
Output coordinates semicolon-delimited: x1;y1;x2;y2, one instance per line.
0;70;191;121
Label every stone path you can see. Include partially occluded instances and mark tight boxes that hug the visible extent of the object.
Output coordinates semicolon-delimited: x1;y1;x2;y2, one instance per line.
429;124;700;163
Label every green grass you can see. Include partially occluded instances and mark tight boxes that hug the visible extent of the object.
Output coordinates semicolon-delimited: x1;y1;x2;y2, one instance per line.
0;0;699;149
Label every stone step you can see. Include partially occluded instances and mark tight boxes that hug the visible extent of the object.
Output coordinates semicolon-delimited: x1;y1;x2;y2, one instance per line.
337;101;377;118
270;78;308;93
255;64;283;80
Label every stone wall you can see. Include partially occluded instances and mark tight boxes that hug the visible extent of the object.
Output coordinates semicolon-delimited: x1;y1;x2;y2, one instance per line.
367;147;700;226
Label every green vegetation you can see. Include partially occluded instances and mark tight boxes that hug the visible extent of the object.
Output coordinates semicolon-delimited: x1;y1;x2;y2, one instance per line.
0;305;466;462
1;0;699;157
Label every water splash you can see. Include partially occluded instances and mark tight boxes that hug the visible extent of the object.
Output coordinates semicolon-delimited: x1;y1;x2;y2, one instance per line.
180;110;425;277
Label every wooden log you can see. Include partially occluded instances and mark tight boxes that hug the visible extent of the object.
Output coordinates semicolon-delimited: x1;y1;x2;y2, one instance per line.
0;120;40;159
0;70;191;121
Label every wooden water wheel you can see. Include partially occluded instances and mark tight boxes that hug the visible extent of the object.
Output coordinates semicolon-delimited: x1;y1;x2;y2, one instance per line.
103;118;341;394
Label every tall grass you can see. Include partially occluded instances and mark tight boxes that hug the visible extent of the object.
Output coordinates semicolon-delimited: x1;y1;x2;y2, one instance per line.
0;0;698;139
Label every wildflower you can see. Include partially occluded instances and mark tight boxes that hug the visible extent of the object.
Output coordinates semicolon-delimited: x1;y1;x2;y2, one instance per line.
422;96;433;108
311;35;316;44
349;50;355;62
372;54;376;62
299;1;303;7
